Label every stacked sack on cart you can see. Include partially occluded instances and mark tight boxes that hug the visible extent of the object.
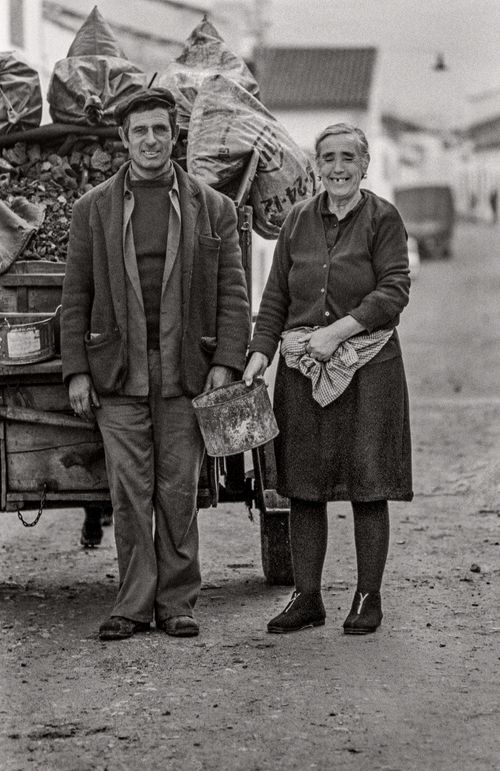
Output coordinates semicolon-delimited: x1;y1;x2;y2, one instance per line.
157;15;317;238
0;6;317;274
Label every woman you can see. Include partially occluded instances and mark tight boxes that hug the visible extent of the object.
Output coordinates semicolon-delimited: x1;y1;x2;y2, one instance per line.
243;123;412;635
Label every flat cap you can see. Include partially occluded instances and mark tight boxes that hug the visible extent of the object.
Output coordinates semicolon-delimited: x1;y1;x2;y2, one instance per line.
114;87;177;125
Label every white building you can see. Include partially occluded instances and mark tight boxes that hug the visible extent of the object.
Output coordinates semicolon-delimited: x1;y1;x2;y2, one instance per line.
0;0;43;65
460;89;500;222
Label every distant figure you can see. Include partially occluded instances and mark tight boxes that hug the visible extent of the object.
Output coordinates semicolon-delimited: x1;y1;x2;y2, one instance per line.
470;191;478;219
489;188;498;224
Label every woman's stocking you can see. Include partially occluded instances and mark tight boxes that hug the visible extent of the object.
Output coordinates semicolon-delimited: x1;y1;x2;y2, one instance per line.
351;499;389;593
289;497;328;593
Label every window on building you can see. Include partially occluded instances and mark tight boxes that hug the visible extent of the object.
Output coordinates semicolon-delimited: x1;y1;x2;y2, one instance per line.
10;0;25;48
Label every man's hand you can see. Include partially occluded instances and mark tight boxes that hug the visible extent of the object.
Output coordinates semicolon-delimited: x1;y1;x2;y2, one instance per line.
243;352;269;386
203;365;234;392
68;373;100;421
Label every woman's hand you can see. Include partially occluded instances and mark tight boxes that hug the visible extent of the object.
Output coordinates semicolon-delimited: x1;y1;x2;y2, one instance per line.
243;352;269;386
298;326;342;362
299;317;366;361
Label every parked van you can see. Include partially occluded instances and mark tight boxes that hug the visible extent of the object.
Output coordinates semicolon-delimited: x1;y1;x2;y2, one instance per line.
394;184;455;260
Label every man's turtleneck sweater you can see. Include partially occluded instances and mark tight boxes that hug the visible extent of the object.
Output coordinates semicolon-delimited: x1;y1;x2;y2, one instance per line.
129;178;171;349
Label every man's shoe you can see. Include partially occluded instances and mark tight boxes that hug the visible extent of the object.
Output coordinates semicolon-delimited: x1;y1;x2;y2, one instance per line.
343;590;382;635
99;616;150;641
160;616;199;637
267;591;326;634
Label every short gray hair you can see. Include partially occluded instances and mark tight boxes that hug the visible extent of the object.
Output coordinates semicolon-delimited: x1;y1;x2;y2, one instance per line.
315;123;370;170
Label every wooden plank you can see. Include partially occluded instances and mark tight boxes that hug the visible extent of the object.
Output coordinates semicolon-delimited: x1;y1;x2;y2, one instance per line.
0;274;64;286
17;286;29;313
3;261;66;275
6;440;108;492
5;422;101;452
3;382;67;410
3;491;111;511
0;289;18;313
0;263;64;314
0;286;63;314
0;360;62;378
0;405;96;431
0;405;6;511
0;370;110;508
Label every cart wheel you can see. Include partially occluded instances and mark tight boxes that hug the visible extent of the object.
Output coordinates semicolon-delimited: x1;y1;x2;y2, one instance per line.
252;444;294;586
259;509;294;586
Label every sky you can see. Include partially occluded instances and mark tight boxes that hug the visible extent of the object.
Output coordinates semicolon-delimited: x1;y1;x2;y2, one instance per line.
261;0;500;128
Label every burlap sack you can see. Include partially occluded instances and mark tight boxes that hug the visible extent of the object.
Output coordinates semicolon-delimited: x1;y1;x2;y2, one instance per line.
187;74;317;238
158;16;259;131
0;197;45;274
47;7;146;126
0;51;42;135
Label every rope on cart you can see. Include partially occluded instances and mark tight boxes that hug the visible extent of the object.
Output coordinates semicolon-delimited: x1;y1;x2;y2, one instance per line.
17;484;47;527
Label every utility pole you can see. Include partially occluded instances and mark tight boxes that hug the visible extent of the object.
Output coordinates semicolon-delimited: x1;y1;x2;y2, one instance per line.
253;0;267;50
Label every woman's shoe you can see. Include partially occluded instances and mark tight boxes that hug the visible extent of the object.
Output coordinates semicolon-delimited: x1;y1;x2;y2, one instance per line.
267;591;326;634
343;590;382;635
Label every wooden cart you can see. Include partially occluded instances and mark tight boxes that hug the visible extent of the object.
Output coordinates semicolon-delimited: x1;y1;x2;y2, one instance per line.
0;126;293;586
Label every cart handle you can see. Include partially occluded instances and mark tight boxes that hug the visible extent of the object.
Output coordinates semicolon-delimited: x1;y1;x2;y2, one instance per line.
233;148;260;209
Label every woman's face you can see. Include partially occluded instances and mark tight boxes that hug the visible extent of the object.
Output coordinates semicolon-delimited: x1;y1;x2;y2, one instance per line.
317;133;367;206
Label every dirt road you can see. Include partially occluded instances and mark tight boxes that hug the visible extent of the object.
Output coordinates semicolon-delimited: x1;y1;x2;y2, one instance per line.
1;221;500;770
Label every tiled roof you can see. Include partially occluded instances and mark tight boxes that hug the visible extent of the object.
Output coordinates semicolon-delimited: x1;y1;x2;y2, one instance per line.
382;113;428;136
468;114;500;150
255;47;377;110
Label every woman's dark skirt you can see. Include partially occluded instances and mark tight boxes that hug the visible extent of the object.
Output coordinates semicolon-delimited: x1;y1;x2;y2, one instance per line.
273;351;413;502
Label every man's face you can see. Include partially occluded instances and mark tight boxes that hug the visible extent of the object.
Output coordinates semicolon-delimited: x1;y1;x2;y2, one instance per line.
119;107;179;179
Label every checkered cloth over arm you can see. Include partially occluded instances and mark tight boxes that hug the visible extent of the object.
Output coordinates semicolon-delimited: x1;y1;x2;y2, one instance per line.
280;326;394;407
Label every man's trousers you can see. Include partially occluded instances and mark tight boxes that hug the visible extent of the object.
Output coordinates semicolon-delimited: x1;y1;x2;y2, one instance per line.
95;351;205;624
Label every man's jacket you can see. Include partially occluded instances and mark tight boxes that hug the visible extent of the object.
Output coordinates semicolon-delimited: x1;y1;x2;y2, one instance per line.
61;161;251;397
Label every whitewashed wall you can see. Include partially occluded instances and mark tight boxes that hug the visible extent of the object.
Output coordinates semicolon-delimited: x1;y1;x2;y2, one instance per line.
0;0;43;64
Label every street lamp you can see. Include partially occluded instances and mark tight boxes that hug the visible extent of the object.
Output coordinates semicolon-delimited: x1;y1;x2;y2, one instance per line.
433;52;448;72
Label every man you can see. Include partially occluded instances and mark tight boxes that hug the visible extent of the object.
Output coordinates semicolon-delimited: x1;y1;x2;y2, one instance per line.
61;87;250;640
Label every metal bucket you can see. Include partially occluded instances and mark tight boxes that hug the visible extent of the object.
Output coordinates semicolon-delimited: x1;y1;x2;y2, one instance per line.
0;306;60;365
192;378;279;457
